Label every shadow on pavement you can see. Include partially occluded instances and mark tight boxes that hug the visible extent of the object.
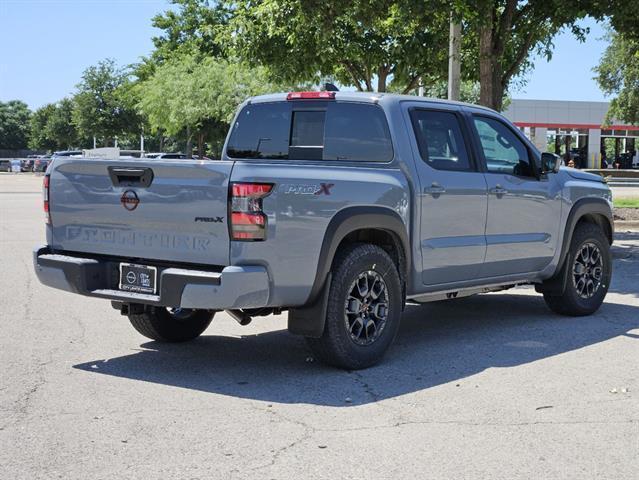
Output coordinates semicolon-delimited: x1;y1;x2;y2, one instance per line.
74;293;639;406
610;231;639;297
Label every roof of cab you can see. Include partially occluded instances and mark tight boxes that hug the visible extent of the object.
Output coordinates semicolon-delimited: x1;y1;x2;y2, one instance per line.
246;91;497;114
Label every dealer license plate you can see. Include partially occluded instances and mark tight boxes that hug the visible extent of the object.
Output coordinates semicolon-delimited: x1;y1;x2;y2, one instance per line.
119;263;157;294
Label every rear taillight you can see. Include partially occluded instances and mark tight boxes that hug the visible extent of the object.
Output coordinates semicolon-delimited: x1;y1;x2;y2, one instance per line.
230;182;273;241
43;174;51;224
287;91;335;100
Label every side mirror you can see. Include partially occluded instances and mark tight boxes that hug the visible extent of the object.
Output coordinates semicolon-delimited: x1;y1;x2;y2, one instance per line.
541;152;561;174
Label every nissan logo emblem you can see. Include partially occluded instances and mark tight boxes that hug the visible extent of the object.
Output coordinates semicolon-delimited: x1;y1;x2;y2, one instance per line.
120;190;140;211
126;271;137;284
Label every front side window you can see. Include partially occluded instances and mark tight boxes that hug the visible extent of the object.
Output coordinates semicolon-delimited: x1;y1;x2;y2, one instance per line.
410;110;472;171
226;101;393;162
473;116;533;176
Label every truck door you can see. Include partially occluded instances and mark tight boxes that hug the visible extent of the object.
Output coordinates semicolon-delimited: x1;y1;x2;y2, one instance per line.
406;105;488;285
470;114;562;277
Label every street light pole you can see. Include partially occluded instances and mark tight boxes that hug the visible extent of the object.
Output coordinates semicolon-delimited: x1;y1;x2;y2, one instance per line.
448;15;461;101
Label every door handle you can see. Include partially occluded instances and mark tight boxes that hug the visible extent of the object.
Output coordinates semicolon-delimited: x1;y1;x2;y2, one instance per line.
424;182;446;196
489;185;508;196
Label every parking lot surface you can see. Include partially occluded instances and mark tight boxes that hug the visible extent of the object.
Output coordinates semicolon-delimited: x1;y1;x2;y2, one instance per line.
1;174;638;479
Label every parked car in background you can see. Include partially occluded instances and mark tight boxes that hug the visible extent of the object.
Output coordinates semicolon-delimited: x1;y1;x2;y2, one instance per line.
33;155;52;172
21;159;34;171
144;152;190;159
52;150;83;159
9;159;22;172
0;160;11;172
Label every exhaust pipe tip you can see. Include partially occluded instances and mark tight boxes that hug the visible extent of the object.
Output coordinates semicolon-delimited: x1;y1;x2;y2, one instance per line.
225;309;252;326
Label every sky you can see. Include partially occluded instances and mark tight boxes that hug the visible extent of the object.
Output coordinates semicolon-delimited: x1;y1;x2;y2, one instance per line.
0;1;611;110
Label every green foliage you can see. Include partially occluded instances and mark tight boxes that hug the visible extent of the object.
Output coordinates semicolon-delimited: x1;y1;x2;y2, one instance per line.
0;100;31;150
596;31;639;125
29;104;57;151
226;0;451;93
598;1;639;40
151;0;230;62
29;98;82;151
137;55;284;155
73;59;142;145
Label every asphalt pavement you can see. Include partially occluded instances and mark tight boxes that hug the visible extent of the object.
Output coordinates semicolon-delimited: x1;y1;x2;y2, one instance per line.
1;174;637;479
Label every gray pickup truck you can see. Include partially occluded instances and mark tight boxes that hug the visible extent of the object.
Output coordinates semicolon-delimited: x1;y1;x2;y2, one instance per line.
34;91;614;369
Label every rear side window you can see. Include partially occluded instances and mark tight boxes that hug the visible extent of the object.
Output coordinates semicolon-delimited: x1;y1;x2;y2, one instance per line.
410;110;472;171
323;103;393;162
226;101;393;162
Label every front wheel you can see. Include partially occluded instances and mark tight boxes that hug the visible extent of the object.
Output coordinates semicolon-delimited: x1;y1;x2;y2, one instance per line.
306;243;402;370
128;307;214;342
543;223;612;316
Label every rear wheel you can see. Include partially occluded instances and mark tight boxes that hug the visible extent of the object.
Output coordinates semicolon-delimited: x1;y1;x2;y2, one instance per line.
306;243;402;370
543;223;611;316
128;307;214;342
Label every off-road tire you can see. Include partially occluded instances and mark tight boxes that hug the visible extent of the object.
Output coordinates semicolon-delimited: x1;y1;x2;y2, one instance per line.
543;222;611;316
306;243;402;370
128;307;214;342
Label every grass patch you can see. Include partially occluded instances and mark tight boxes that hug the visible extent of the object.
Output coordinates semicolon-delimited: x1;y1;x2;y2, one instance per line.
614;197;639;208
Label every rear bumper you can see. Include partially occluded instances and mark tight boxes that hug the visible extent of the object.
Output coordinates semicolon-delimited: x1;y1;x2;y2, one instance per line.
33;246;270;309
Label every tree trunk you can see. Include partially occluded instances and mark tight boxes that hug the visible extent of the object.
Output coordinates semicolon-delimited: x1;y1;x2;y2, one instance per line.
185;126;193;158
479;23;503;111
477;0;519;112
377;66;388;93
197;132;204;159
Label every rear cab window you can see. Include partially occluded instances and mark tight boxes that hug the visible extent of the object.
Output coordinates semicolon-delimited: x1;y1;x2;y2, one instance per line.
226;101;393;162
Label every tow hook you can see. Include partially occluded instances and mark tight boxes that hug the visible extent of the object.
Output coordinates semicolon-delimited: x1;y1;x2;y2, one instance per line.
226;309;252;326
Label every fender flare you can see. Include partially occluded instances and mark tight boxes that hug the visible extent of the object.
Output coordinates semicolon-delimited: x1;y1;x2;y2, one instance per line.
288;206;410;338
558;197;613;268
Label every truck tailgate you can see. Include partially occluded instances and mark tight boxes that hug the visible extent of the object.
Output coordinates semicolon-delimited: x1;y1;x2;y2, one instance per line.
48;158;233;266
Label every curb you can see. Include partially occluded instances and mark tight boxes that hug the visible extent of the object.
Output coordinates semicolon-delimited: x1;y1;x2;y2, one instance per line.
615;221;639;232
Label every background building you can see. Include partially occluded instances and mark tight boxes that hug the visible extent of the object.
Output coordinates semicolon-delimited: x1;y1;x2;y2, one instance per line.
503;99;638;168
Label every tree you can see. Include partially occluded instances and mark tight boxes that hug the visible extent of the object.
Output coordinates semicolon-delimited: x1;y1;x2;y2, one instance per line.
29;104;57;151
225;0;451;93
595;31;639;125
0;100;31;150
73;59;142;146
456;1;599;111
29;98;83;151
137;55;283;157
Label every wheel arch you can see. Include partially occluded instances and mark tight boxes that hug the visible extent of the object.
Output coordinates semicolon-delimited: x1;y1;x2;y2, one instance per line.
288;206;410;338
554;197;613;280
309;206;410;303
561;198;613;263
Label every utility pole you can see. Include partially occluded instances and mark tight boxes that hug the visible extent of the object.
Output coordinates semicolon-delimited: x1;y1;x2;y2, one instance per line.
448;15;462;101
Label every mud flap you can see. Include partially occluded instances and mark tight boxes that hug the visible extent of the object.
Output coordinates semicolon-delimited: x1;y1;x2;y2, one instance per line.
535;251;570;296
288;273;332;338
